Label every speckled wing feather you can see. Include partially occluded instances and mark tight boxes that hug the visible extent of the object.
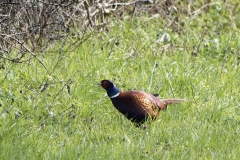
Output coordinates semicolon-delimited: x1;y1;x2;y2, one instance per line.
130;91;162;118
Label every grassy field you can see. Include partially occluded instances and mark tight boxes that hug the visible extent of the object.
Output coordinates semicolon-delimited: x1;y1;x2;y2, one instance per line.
0;1;240;159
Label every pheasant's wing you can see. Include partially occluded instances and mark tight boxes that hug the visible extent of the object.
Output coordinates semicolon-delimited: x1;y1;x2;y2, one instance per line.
130;91;163;118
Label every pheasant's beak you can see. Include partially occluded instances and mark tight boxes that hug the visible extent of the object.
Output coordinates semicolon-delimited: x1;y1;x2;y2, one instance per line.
98;82;102;86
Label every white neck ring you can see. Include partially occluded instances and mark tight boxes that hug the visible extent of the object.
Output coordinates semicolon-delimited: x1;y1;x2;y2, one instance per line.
110;92;120;98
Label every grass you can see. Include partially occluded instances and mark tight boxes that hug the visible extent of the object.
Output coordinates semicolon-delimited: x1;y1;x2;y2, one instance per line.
0;1;240;159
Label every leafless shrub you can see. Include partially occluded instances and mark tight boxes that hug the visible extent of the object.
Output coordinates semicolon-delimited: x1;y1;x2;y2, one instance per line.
0;0;182;65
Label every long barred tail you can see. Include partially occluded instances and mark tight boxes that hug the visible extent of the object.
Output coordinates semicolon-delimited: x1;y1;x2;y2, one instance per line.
159;99;189;111
162;99;189;105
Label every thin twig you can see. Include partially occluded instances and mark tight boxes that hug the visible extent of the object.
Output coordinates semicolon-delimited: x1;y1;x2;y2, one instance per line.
190;2;221;16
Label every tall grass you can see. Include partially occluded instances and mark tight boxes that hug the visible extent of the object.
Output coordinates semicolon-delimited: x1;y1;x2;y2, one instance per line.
0;1;240;159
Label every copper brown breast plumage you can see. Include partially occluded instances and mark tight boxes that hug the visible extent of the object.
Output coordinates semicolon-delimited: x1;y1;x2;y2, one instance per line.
99;80;188;125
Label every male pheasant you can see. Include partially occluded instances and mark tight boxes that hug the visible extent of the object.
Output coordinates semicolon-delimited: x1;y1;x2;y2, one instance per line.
99;80;188;125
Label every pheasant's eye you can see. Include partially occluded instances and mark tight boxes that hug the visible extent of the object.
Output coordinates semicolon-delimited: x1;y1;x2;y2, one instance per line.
101;81;109;88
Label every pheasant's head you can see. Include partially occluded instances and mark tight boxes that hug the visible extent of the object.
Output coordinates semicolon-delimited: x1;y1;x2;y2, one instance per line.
99;80;120;98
